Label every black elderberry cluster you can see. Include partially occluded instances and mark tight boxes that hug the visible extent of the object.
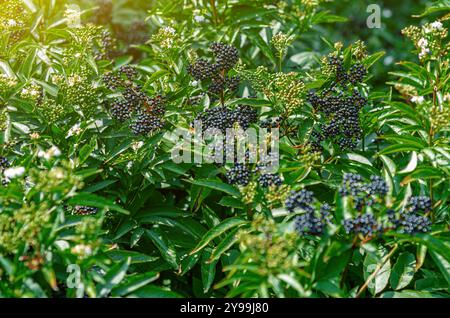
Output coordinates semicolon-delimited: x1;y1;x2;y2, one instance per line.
95;29;118;61
295;203;332;236
307;55;368;152
308;89;367;151
0;156;9;172
130;111;165;135
339;173;388;211
285;189;315;213
343;213;381;236
338;174;433;237
187;42;240;97
260;117;281;129
209;42;239;71
327;56;367;86
408;196;432;213
226;158;283;189
194;105;258;134
258;173;282;188
386;196;432;234
397;213;432;234
286;190;333;236
102;66;166;135
73;206;98;216
226;163;250;186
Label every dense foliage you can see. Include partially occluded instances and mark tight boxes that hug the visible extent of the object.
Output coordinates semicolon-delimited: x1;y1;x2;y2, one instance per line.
0;0;449;298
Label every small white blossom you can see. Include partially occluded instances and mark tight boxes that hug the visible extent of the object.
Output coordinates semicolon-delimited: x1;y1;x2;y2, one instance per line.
431;21;443;30
4;166;25;179
417;38;430;59
71;244;93;256
417;38;428;48
7;19;17;27
194;15;205;23
38;146;62;160
444;93;450;102
126;161;133;170
190;80;198;87
411;96;425;104
67;123;82;137
132;141;144;151
163;26;176;34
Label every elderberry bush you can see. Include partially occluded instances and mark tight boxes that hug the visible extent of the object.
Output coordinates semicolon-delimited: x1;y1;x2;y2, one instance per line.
188;42;241;100
0;0;448;300
102;66;166;135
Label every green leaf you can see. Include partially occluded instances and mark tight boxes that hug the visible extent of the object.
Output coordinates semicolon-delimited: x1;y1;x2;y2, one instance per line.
111;272;160;297
68;193;129;215
201;248;217;294
399;151;418;174
277;274;305;296
106;250;158;264
363;51;386;69
188;179;241;197
414;0;450;17
408;166;444;180
190;217;248;255
364;251;391;295
429;250;450;285
97;258;131;297
388;233;450;263
388;101;418;120
228;98;271;107
340;153;372;166
209;228;241;263
126;285;181;298
383;135;427;148
390;252;416;290
146;229;179;270
381;290;448;298
78;139;96;165
379;144;421;155
218;196;245;209
245;30;277;66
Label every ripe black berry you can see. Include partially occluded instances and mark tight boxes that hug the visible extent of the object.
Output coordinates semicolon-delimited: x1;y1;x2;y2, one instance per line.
194;105;258;134
397;212;431;234
348;63;367;85
0;156;10;172
226;163;250;186
285;189;314;213
118;65;138;80
187;58;217;81
258;173;282;188
343;213;381;236
130;111;164;135
408;196;432;213
209;42;239;71
110;100;132;122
